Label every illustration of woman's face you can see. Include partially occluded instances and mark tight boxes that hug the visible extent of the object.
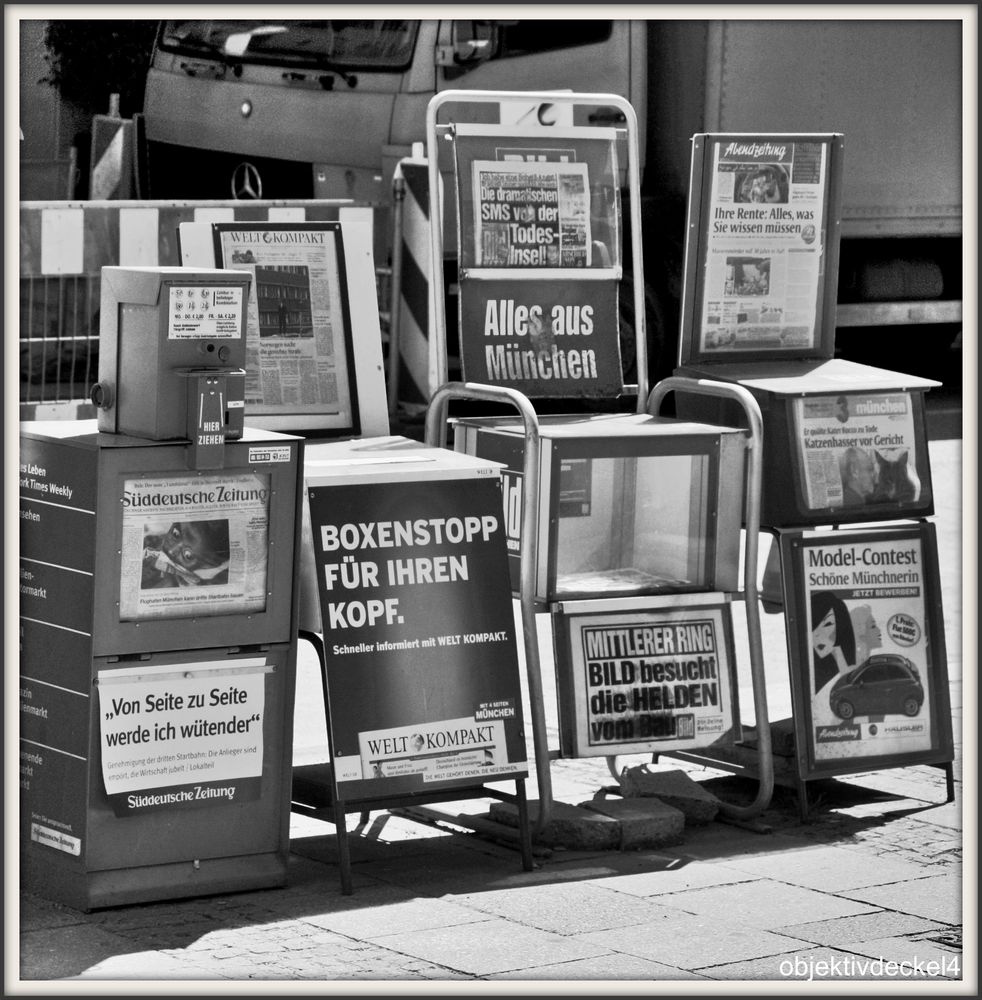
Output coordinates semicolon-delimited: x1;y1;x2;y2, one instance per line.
811;608;837;657
852;606;882;648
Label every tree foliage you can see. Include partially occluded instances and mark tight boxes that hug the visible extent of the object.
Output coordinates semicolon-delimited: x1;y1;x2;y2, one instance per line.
41;20;159;117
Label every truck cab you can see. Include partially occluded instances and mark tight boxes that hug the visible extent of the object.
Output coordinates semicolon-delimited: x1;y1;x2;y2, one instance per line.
142;19;643;208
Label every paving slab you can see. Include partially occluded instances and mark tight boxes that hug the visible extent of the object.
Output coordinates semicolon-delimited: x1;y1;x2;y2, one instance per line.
777;909;945;947
300;897;489;938
449;881;681;935
905;799;963;831
650;878;877;929
617;765;722;823
839;873;963;925
584;859;762;897
371;917;609;976
19;896;89;933
68;948;229;981
576;914;808;970
183;924;469;981
351;854;535;898
474;857;632;887
716;842;939;891
289;826;456;869
656;822;794;862
19;924;148;981
841;935;963;979
579;796;686;849
492;953;709;980
256;868;419;919
178;931;473;981
701;945;917;982
490;798;621;850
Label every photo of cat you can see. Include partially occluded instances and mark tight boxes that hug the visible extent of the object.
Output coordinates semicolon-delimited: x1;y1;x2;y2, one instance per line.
870;448;919;502
838;446;920;506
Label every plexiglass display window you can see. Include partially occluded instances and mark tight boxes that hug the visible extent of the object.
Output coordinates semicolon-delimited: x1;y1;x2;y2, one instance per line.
453;413;746;605
452;125;623;274
549;451;710;598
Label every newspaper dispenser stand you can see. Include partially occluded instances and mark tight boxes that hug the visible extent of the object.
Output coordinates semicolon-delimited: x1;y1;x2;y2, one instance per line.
20;266;304;910
660;133;954;816
423;92;779;837
290;437;534;895
673;133;938;528
175;216;390;439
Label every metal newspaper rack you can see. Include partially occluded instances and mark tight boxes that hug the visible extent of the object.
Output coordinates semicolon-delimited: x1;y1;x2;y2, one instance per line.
425;376;773;833
423;91;775;837
667;132;955;819
426;89;649;407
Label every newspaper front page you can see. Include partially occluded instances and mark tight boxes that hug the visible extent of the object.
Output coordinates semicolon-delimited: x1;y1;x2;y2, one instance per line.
452;127;622;273
699;138;829;353
794;392;922;511
471;160;592;267
564;604;739;755
119;472;270;621
216;225;354;421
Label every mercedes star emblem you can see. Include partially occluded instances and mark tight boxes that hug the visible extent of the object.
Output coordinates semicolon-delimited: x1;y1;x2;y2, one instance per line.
231;161;262;200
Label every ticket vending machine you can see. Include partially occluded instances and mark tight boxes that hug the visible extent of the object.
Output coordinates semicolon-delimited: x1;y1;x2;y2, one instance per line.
20;267;304;910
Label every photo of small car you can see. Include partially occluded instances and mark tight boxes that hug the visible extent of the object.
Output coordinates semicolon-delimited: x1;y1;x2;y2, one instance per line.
829;654;925;721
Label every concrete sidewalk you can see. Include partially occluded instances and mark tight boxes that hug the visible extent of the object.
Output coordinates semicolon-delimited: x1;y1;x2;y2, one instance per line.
16;750;967;987
13;438;972;990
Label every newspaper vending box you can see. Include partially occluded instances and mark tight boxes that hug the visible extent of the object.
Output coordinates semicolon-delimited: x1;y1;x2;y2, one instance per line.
19;422;303;910
452;412;746;605
20;261;303;912
673;133;938;527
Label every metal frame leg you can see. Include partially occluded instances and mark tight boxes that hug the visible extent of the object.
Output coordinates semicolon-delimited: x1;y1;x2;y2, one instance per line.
333;799;353;896
942;761;956;803
515;779;534;871
796;779;810;822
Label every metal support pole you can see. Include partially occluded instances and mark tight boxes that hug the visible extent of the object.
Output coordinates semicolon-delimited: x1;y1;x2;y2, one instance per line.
387;173;406;416
425;382;554;838
646;376;774;820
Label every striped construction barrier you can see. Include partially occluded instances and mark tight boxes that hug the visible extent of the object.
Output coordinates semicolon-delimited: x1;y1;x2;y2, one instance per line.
19;199;372;418
88;112;135;201
389;158;438;416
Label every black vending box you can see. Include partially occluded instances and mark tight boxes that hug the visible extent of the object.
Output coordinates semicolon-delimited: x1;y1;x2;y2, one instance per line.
673;361;937;527
674;132;938;527
19;420;303;910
